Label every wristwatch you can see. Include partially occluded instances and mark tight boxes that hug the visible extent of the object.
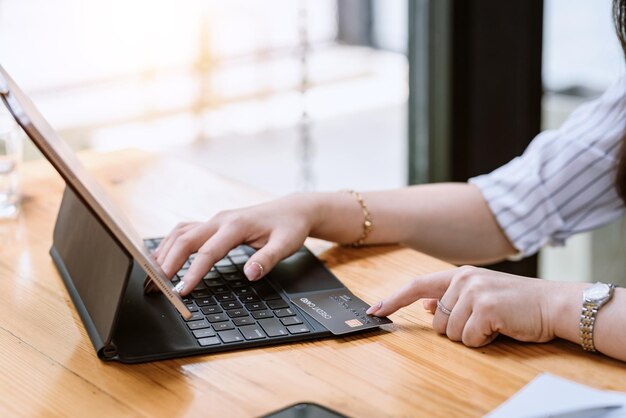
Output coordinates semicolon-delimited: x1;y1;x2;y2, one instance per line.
580;282;615;352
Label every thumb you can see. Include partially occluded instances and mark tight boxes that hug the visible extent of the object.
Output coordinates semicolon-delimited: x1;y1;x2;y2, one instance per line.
367;269;455;317
423;298;437;314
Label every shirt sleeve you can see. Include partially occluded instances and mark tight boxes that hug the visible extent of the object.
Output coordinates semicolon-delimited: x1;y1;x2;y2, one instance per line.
469;75;626;257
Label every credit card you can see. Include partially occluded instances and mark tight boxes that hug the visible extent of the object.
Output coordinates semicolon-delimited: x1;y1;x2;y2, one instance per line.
290;289;392;335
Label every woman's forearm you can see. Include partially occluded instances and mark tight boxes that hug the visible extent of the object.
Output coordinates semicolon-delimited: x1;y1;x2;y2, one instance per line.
308;183;517;265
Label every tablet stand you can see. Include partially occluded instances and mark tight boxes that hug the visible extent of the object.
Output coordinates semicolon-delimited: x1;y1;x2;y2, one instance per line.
49;186;134;359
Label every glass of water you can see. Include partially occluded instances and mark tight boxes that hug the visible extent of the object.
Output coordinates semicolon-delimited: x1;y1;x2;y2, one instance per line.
0;111;22;219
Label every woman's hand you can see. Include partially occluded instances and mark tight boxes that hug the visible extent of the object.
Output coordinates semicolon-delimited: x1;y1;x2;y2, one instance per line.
368;266;580;347
153;193;318;295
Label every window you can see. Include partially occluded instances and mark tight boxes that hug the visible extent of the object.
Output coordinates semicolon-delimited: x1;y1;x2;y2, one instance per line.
0;0;408;194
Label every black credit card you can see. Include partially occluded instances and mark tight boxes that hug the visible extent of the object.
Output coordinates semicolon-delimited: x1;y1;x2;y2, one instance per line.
290;289;392;335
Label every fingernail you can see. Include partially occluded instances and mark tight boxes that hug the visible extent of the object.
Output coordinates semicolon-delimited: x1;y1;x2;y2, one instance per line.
173;280;186;294
366;300;383;315
244;261;263;281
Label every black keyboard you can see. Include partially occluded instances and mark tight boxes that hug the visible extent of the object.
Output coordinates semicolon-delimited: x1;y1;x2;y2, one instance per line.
144;238;311;347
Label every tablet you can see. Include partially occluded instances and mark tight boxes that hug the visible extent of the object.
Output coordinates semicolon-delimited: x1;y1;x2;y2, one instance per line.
0;65;192;319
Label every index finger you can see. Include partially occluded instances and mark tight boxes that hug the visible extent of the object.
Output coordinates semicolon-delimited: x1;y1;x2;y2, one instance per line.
178;228;244;296
368;268;456;317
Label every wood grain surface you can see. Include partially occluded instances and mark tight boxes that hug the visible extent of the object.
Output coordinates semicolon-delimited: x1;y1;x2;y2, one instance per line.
0;149;624;417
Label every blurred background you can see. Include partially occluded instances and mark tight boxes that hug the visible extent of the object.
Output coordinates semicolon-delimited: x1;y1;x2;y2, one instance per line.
0;0;409;193
0;0;624;283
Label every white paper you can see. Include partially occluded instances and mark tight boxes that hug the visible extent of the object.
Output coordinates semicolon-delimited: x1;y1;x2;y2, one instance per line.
486;373;626;418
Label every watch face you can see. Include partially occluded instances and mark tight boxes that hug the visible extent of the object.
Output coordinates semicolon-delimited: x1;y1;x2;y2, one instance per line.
585;283;610;302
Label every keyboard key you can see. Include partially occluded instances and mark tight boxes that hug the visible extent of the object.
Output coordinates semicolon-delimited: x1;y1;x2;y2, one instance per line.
201;305;223;315
239;325;267;340
191;289;212;299
226;309;248;318
287;324;310;334
218;329;244;343
217;265;239;274
204;271;221;280
274;308;295;318
204;278;225;287
245;302;267;311
196;297;217;307
228;247;248;256
178;268;189;277
187;320;210;330
192;282;208;291
229;254;249;265
198;337;221;347
229;280;248;288
252;310;273;319
234;286;254;295
206;314;228;323
216;293;237;302
215;258;232;268
183;260;191;269
185;304;199;312
258;318;289;337
222;273;244;282
184;312;205;322
233;316;256;326
253;282;282;300
213;321;235;331
267;299;289;310
221;301;243;310
240;294;261;303
280;316;303;326
193;328;216;339
210;286;230;294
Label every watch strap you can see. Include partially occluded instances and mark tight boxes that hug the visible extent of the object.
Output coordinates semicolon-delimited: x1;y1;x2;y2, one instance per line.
579;283;615;352
580;302;598;352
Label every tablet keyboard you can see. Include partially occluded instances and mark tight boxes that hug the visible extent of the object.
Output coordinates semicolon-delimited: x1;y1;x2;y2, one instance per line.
144;239;311;347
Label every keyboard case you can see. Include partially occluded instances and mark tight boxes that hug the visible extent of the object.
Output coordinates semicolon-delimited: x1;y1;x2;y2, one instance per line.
50;186;357;363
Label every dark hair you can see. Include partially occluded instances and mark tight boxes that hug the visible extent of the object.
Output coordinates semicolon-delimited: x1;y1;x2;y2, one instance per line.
616;0;626;54
614;0;626;202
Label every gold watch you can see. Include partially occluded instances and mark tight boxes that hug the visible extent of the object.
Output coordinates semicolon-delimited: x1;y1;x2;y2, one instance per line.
580;282;615;352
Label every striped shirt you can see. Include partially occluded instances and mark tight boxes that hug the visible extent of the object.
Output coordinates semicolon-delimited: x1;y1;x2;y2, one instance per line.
469;75;626;257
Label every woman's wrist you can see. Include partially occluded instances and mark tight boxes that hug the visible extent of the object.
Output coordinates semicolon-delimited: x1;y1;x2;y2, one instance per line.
303;191;368;243
287;192;330;238
549;281;587;344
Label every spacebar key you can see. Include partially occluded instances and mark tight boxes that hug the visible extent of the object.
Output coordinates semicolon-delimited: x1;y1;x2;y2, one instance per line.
257;318;289;337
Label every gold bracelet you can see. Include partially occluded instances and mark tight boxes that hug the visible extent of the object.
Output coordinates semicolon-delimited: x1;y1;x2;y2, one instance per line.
343;189;373;247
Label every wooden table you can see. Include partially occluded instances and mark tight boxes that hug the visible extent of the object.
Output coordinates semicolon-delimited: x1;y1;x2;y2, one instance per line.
1;149;624;417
